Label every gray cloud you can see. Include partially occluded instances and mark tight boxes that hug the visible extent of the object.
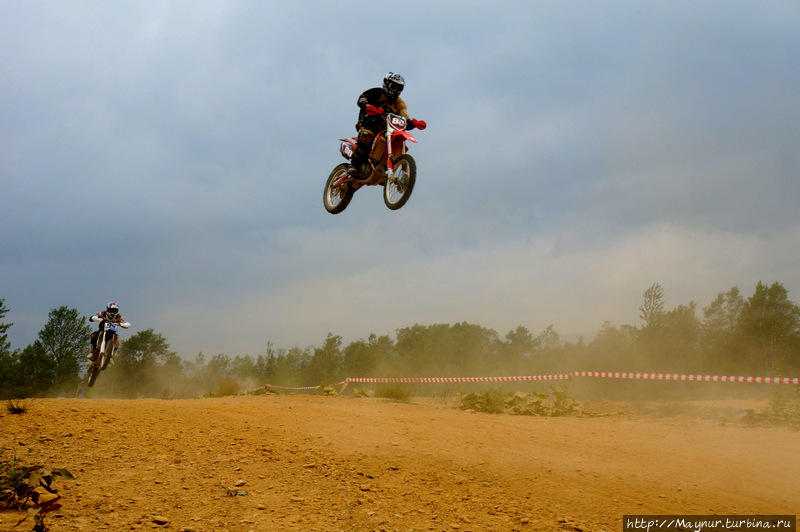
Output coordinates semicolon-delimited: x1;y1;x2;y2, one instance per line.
2;1;799;357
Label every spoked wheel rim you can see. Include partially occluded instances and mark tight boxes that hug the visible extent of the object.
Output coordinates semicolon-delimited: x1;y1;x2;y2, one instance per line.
386;160;411;206
325;167;349;209
101;346;113;370
87;364;99;387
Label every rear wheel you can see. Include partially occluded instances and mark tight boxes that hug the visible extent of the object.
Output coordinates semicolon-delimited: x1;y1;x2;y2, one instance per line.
383;154;416;210
324;164;355;214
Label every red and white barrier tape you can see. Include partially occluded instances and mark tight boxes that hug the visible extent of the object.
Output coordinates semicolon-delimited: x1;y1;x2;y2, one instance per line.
263;381;347;391
570;371;800;384
345;374;571;384
263;383;320;391
345;372;799;385
261;372;799;391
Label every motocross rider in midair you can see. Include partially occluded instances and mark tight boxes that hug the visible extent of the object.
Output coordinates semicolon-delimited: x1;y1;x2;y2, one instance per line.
87;302;129;361
348;72;427;179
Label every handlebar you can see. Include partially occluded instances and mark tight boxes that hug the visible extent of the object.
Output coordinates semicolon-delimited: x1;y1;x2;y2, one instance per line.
90;315;130;328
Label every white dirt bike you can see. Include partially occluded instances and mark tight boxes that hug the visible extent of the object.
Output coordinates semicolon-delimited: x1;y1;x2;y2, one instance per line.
86;318;130;387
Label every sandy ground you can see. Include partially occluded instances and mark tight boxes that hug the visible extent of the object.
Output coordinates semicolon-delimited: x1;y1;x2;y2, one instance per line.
1;395;798;532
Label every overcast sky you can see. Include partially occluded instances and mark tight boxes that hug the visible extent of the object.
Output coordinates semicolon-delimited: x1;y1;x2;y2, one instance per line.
2;1;799;359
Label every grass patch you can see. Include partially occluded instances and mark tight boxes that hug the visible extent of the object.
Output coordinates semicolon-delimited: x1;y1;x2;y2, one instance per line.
6;400;27;415
351;387;373;398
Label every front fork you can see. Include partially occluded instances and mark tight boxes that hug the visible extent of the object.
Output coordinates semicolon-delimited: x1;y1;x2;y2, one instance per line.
385;129;395;179
385;128;407;182
97;332;106;363
95;331;117;366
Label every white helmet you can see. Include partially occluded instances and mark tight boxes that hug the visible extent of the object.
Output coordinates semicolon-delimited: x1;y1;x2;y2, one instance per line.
382;72;405;99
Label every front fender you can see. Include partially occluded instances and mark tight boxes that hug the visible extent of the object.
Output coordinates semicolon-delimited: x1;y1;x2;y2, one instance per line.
392;130;417;143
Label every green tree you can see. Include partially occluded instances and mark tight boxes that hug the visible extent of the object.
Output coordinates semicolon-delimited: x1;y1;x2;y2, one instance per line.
0;299;18;397
254;354;274;380
254;343;277;380
306;333;342;385
266;346;310;386
701;287;744;371
703;287;744;334
0;298;11;356
342;340;374;377
37;306;92;388
159;351;185;377
659;302;701;371
639;282;665;335
737;282;800;372
118;329;174;367
530;324;566;373
586;321;639;371
205;353;232;379
342;334;394;377
231;355;257;380
505;326;535;350
637;282;667;367
16;341;56;395
112;329;176;396
395;322;500;375
501;326;536;373
535;325;560;349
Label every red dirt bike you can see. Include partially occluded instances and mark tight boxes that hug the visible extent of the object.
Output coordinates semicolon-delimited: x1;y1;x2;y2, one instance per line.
324;113;423;214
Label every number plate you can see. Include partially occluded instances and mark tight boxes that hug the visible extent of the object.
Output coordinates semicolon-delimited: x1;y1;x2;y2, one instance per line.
389;116;406;129
341;141;354;158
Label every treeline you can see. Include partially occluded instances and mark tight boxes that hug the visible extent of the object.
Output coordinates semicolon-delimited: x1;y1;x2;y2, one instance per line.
1;280;799;399
0;305;91;398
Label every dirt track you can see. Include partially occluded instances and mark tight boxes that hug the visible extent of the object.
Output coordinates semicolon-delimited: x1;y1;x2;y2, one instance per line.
1;395;798;531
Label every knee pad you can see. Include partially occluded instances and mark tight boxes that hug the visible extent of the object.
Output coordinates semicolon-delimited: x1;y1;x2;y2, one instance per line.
357;129;375;145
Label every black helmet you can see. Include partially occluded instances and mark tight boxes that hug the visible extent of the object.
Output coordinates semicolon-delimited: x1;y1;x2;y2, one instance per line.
382;72;405;99
106;301;119;316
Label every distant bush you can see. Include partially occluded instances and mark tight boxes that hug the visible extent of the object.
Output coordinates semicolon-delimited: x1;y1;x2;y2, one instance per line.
459;388;506;414
763;387;800;430
460;386;583;416
246;386;279;396
375;384;411;402
507;386;582;416
204;378;240;398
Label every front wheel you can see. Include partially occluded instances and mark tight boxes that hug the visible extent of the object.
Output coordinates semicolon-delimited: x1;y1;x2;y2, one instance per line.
100;343;114;370
383;154;416;210
86;363;100;387
324;163;355;214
